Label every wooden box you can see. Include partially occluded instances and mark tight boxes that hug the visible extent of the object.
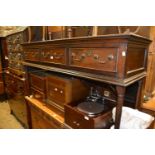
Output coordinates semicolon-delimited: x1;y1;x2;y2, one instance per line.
46;74;89;111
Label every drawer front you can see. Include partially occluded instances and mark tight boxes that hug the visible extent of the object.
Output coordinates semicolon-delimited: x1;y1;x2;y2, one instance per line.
9;52;23;61
31;87;46;102
65;105;94;129
24;49;41;61
46;75;89;107
30;73;46;92
69;48;118;73
30;106;62;129
9;61;24;71
65;105;113;129
41;48;66;65
47;77;66;106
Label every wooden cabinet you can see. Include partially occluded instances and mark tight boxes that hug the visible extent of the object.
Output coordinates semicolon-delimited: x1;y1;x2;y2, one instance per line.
5;72;28;128
6;29;28;76
3;29;29;128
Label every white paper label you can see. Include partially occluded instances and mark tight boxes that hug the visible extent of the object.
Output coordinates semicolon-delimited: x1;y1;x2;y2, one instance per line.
84;116;89;120
122;51;126;56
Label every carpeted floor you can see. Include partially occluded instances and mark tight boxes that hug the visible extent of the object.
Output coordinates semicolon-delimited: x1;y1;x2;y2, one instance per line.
0;101;23;129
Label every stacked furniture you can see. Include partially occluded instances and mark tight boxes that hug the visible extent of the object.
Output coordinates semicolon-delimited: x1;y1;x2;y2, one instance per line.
22;27;151;129
4;29;29;128
2;26;151;129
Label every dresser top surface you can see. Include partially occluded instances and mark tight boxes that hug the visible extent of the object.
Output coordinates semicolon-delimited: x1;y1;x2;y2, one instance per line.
22;33;151;46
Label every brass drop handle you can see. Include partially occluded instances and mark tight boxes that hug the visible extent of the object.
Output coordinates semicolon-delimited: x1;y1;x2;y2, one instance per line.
76;123;80;126
108;54;114;61
54;54;63;60
72;53;86;62
60;90;63;94
54;88;58;91
94;54;115;64
98;60;106;64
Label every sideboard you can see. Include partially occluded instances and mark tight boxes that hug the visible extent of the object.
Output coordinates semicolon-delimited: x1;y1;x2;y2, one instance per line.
22;34;151;129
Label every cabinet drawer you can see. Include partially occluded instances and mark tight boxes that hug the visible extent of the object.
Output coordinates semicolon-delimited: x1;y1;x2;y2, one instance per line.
65;105;94;128
65;105;112;129
41;48;66;65
24;49;41;61
46;75;89;109
69;48;118;73
29;73;46;92
31;87;46;103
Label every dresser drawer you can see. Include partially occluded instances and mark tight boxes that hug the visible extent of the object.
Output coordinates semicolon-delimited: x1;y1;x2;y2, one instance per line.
31;87;46;103
29;73;46;92
41;48;66;65
65;105;112;129
46;75;89;110
69;48;118;73
24;49;41;61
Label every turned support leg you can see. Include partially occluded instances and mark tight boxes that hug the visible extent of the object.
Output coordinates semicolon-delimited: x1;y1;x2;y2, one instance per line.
135;78;146;109
115;86;126;129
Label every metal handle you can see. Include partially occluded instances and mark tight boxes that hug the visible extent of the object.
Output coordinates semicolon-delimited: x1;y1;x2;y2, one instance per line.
54;55;63;60
94;54;114;64
98;60;106;64
72;53;86;62
108;54;114;60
